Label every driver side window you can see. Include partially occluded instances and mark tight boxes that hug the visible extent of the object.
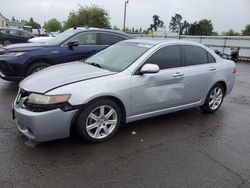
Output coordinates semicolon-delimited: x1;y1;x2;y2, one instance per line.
144;45;182;70
70;33;97;45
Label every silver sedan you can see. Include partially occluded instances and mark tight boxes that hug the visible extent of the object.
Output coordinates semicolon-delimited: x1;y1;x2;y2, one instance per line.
13;39;236;143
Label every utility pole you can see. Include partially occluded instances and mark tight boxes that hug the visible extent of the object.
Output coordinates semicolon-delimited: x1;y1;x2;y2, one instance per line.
123;0;129;31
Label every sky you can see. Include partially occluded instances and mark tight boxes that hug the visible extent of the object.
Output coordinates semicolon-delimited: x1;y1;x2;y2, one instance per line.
0;0;249;33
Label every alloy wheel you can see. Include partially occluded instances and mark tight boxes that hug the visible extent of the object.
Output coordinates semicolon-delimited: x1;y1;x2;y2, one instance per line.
86;105;118;139
208;87;223;110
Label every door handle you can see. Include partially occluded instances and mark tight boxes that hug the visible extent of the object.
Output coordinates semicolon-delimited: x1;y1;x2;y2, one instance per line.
173;72;184;77
209;67;216;71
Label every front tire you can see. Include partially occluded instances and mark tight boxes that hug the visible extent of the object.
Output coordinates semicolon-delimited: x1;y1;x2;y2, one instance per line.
26;62;50;76
76;98;122;143
2;40;11;46
201;83;225;113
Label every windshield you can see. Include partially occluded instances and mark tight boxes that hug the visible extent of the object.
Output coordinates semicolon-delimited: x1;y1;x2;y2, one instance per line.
46;29;77;45
85;42;152;72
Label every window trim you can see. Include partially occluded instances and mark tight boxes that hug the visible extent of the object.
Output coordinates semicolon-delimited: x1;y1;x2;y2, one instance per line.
133;44;183;75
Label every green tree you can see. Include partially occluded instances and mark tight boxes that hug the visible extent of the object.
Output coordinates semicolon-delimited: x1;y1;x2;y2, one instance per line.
63;5;110;30
181;20;189;35
185;19;214;36
222;29;240;36
198;19;214;35
44;18;62;32
169;14;182;32
112;25;120;30
25;17;41;29
242;24;250;36
148;15;164;32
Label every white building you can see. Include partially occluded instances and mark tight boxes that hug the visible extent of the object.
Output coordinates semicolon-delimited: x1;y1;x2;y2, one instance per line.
6;20;26;29
0;13;6;28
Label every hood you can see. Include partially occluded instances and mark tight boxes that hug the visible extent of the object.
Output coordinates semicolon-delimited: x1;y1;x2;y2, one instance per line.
20;62;115;93
4;43;52;52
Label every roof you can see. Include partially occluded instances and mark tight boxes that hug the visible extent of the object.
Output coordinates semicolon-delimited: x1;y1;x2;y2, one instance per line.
66;27;134;38
124;38;207;47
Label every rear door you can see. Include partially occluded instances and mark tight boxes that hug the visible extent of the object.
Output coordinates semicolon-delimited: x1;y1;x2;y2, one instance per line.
7;29;24;43
131;45;186;116
20;30;34;42
181;45;217;104
60;32;100;63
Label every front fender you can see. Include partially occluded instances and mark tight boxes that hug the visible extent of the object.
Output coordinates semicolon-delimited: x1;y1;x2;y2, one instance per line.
46;73;132;117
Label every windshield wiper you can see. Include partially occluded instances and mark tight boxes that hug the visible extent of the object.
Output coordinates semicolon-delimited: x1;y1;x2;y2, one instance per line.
85;62;103;69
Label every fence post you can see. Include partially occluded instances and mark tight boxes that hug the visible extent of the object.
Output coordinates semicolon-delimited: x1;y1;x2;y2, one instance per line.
222;37;228;54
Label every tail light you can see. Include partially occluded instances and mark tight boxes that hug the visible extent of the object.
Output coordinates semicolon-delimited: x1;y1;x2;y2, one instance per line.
233;67;236;74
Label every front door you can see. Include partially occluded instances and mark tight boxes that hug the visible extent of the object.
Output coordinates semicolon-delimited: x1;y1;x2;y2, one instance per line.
130;45;185;116
60;33;100;63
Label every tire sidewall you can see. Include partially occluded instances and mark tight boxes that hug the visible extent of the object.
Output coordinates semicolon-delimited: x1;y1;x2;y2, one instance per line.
76;99;122;143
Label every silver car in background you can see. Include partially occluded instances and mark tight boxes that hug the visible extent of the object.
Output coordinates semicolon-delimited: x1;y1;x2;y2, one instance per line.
13;39;236;143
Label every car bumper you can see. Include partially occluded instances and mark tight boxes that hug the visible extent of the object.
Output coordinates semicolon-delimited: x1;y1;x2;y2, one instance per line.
13;105;78;142
0;70;23;81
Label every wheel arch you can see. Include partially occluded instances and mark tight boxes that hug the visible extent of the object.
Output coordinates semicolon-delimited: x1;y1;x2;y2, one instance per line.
23;57;56;75
216;80;227;94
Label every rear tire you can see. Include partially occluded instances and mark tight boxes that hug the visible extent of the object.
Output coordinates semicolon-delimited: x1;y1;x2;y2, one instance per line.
76;98;122;143
201;83;225;113
26;62;50;76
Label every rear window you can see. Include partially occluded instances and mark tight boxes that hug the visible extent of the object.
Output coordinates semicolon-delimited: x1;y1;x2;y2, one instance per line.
208;53;216;63
100;33;121;45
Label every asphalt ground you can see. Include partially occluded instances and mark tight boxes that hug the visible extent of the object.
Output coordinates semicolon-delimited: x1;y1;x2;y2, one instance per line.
0;62;250;188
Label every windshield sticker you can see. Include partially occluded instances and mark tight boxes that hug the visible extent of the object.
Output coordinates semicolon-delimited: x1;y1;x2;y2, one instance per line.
137;43;154;48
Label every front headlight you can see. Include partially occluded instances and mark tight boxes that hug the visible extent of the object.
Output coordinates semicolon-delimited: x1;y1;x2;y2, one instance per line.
27;93;71;105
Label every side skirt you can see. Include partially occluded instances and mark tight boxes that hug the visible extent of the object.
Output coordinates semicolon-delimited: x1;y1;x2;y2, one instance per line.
126;99;203;123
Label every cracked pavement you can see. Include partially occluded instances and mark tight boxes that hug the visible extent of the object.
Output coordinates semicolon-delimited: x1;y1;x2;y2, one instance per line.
0;62;250;188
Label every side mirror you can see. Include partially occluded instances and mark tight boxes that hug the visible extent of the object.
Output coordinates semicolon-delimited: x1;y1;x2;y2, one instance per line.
140;64;160;74
67;41;79;49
